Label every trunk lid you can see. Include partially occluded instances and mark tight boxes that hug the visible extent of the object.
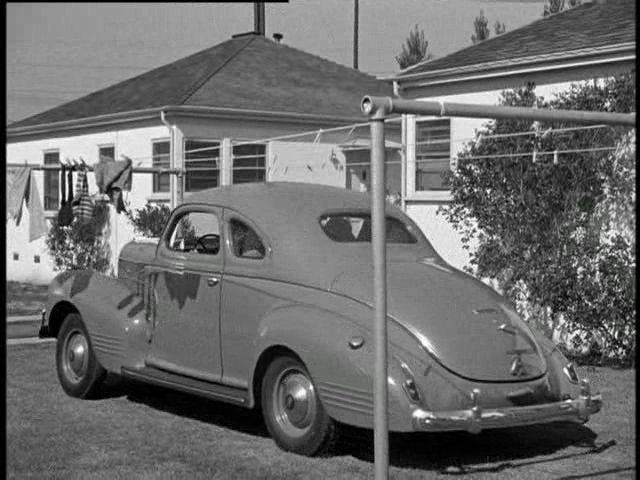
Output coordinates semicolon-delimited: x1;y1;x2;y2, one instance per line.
330;257;546;382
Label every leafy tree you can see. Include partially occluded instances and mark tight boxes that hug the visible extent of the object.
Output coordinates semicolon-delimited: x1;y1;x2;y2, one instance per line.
396;24;432;69
544;0;581;16
471;10;491;44
494;20;506;36
441;73;636;364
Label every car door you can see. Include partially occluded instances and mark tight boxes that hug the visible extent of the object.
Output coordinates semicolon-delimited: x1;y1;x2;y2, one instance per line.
145;204;224;382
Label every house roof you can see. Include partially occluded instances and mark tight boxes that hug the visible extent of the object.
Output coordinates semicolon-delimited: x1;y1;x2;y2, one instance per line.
9;33;393;130
391;0;635;82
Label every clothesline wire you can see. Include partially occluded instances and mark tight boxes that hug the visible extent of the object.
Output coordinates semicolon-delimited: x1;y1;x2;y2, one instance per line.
181;123;619;157
13;121;631;167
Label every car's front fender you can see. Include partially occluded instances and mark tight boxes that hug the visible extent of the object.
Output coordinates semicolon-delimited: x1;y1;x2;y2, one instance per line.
46;270;151;373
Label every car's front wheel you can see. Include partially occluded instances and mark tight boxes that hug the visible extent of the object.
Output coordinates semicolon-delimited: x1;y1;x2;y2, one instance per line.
56;313;106;399
261;356;337;456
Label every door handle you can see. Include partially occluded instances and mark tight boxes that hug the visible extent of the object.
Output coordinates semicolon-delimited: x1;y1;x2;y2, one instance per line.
207;276;220;287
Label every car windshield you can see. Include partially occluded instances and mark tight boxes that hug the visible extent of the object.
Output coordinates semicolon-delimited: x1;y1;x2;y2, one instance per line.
319;214;418;243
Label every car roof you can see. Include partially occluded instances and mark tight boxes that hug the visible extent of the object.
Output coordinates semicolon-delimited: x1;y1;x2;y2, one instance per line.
184;182;429;289
185;182;373;221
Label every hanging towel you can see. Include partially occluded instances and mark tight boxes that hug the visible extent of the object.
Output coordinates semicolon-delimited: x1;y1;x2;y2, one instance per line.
94;155;133;194
72;167;94;224
28;171;47;241
7;166;31;222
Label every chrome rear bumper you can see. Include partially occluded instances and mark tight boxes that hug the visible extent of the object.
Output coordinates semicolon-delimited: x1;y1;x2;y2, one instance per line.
412;379;602;434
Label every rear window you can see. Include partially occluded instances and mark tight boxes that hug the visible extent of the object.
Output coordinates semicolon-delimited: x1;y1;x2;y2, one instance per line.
319;214;417;243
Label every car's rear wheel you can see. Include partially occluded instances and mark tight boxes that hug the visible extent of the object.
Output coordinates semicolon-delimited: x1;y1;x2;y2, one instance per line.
261;356;337;456
56;313;106;399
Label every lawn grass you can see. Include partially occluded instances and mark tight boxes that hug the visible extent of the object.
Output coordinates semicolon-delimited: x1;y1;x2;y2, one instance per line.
6;281;48;316
7;343;635;479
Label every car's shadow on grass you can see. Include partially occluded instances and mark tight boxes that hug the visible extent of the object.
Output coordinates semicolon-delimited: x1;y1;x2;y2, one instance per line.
120;379;269;438
338;422;612;474
108;379;612;475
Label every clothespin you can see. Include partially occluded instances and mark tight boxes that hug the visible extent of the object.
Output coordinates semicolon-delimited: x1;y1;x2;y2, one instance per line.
553;150;559;165
476;133;483;147
314;129;323;144
532;148;537;164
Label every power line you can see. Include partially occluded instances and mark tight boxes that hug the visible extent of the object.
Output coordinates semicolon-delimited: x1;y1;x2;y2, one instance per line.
7;61;150;71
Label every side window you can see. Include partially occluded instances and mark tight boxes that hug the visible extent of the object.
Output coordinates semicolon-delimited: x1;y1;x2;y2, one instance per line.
229;219;266;259
167;211;220;255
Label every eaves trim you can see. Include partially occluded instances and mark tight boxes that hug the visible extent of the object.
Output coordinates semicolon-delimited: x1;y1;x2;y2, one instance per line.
6;105;376;140
386;43;636;83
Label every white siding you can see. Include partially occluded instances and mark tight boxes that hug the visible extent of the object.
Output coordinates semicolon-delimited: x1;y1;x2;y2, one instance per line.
6;125;169;283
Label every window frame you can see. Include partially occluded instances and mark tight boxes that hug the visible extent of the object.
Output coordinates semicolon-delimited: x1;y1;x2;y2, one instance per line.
318;212;419;244
231;141;267;185
406;116;453;202
43;149;60;211
151;138;171;194
163;207;222;257
183;138;221;192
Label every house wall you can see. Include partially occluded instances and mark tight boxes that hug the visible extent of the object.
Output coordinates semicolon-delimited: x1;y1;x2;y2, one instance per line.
6;125;170;284
6;117;402;284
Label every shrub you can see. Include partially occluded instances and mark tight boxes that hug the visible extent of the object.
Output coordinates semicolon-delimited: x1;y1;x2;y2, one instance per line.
127;203;171;238
441;74;635;365
46;201;111;272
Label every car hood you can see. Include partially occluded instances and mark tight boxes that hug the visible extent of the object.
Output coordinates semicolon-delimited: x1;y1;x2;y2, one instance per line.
330;257;546;382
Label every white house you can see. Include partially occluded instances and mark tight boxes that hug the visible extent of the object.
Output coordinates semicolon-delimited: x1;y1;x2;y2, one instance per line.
385;0;635;269
6;1;635;284
6;31;402;283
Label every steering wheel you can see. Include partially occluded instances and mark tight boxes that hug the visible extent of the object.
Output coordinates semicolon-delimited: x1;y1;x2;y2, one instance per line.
195;234;220;254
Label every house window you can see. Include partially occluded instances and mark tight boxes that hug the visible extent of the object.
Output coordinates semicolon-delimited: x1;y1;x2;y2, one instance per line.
232;143;266;184
415;119;451;191
152;140;170;193
43;150;60;210
99;145;115;162
184;139;220;192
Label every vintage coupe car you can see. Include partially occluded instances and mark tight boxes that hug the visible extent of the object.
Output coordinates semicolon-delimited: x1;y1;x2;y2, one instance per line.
42;182;601;455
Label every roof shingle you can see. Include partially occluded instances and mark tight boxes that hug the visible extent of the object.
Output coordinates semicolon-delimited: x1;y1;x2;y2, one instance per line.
11;34;392;129
396;0;635;78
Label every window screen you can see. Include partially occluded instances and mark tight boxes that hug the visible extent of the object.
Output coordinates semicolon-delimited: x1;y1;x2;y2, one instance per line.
415;119;451;191
43;151;60;211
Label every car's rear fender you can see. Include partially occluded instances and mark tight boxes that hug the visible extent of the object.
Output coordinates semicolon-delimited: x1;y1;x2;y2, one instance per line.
46;270;151;373
251;300;418;431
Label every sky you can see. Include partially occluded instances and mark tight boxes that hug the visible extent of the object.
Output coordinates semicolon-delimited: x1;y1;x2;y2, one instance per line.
6;1;548;124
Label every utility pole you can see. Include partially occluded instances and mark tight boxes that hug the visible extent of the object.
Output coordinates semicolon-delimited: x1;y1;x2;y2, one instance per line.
353;0;359;69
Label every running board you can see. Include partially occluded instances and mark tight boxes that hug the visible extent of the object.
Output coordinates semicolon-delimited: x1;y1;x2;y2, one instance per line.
121;366;249;407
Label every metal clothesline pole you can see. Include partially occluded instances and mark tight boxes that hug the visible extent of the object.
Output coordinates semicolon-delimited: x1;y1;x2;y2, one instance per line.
361;95;635;480
8;163;188;205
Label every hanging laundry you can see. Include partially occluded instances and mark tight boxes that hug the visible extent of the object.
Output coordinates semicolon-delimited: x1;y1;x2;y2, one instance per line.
28;171;47;242
72;166;94;224
57;164;74;227
93;154;132;214
7;166;31;222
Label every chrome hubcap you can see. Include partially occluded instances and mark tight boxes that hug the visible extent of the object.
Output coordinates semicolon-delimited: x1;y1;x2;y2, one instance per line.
62;329;89;383
273;367;317;438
